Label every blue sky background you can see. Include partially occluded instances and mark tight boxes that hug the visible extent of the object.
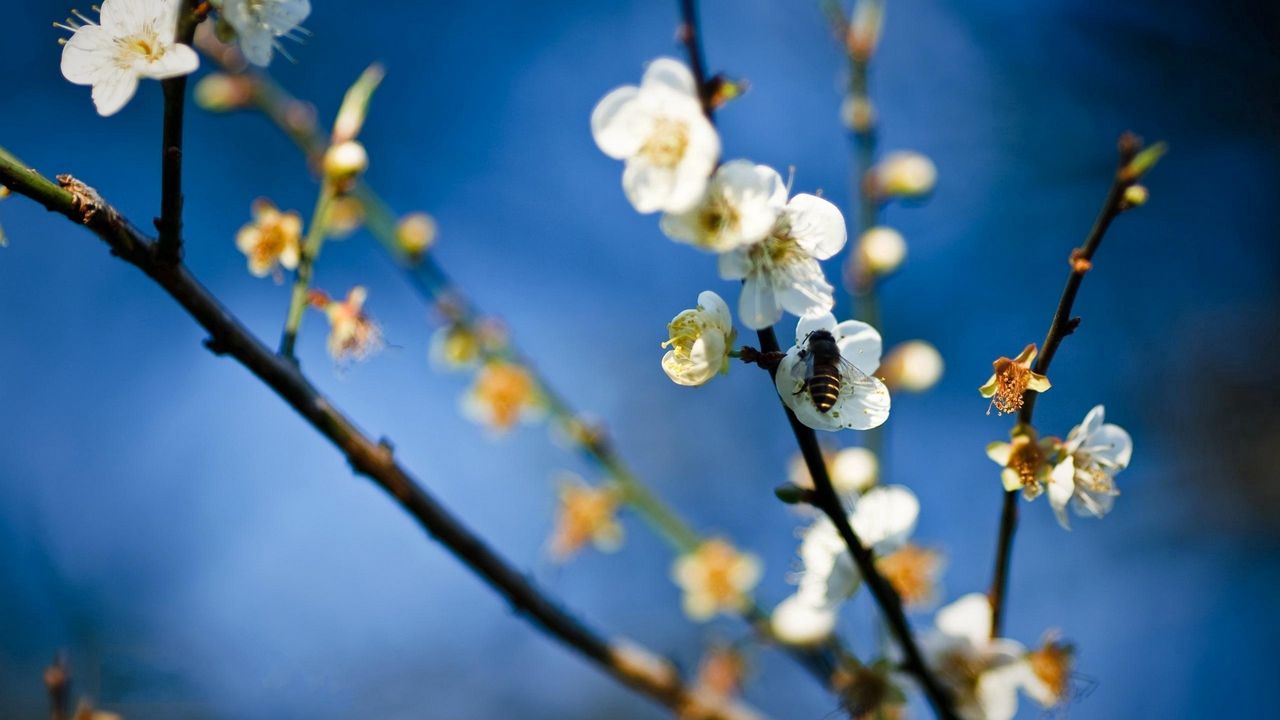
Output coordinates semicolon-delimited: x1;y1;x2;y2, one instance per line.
1;1;1278;718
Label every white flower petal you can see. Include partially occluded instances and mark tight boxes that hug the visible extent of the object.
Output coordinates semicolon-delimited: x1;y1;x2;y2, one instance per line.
640;57;698;98
1085;424;1133;468
738;275;781;330
696;290;732;331
833;320;883;376
91;71;141;117
935;593;992;647
717;248;751;281
1049;458;1076;530
786;193;847;260
591;86;648;159
774;257;835;319
139;42;199;79
849;485;918;552
60;25;115;85
794;312;838;344
828;373;891;430
771;594;838;645
100;0;172;35
974;662;1028;720
624;161;677;215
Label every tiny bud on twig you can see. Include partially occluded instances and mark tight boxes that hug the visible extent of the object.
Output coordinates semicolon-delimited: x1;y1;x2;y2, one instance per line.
774;483;816;505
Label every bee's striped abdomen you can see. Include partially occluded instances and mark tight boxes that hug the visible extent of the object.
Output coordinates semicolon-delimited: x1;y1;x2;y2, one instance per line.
807;363;842;413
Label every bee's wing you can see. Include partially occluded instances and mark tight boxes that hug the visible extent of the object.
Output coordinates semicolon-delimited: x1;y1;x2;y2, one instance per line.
786;349;815;389
832;356;892;429
835;356;881;397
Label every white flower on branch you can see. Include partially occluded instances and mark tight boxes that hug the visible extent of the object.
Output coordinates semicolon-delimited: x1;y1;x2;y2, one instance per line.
591;57;720;214
775;313;890;432
660;160;787;253
216;0;311;67
771;484;918;645
661;290;735;387
58;0;200;116
718;192;847;329
1049;404;1132;528
921;593;1033;720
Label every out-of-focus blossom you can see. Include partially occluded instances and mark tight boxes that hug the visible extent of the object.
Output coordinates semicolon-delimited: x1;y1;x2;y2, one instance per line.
58;0;200;116
877;543;943;608
718;192;847;329
855;226;907;277
396;212;437;259
235;199;302;279
460;361;544;432
216;0;310;67
661;161;787;253
979;343;1050;415
840;95;875;134
326;196;365;238
880;340;944;393
1050;405;1132;528
548;474;623;560
1023;634;1075;710
672;538;762;621
772;485;918;645
313;286;382;363
921;594;1032;720
775;313;890;432
867;151;937;199
788;446;879;496
194;72;254;112
661;290;735;387
323;140;368;182
591;57;720;214
429;324;483;371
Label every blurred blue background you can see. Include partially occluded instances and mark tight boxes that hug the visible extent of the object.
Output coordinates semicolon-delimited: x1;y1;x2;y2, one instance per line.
2;0;1278;718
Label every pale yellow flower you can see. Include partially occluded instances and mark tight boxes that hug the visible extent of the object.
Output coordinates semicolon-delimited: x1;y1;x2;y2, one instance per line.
979;343;1051;415
549;475;623;560
460;361;544;432
235;199;302;279
672;539;761;621
986;426;1063;501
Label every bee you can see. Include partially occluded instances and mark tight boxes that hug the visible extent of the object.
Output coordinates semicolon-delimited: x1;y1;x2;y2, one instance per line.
790;329;881;415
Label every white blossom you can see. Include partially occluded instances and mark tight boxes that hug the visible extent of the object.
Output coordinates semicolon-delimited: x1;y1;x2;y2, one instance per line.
1049;404;1132;528
660;161;787;253
771;485;918;645
718;192;847;329
921;594;1032;720
775;313;890;432
218;0;311;67
591;57;720;214
661;290;735;387
58;0;200;116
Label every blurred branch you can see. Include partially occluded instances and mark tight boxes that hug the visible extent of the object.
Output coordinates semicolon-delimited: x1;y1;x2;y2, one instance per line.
156;0;205;263
676;2;958;719
0;145;757;720
987;132;1158;637
194;36;848;691
279;180;335;359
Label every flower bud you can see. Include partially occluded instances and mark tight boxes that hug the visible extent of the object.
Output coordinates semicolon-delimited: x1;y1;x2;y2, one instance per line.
880;340;944;392
1122;184;1148;209
847;0;885;61
869;151;937;199
840;95;876;134
323;140;368;183
194;73;252;112
856;226;907;276
396;212;437;258
327;196;365;238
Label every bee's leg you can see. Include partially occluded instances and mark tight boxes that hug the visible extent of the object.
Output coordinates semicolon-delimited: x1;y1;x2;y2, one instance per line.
737;346;786;371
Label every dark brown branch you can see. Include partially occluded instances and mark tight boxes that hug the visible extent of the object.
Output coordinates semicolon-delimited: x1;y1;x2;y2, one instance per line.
988;133;1145;638
0;147;752;720
676;3;957;718
155;0;205;263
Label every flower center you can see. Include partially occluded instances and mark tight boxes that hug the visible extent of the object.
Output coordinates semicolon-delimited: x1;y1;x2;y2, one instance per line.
1007;436;1045;489
991;357;1031;414
877;544;939;607
640;117;690;168
697;542;742;605
117;25;166;67
475;363;538;428
695;194;740;244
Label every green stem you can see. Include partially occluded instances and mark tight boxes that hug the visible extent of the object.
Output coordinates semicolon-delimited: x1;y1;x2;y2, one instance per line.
279;182;336;359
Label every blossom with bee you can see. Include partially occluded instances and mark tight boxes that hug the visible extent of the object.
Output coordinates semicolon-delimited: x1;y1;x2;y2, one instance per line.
215;0;311;67
775;313;891;432
1049;405;1132;528
672;538;762;621
920;593;1032;720
57;0;200;117
771;485;919;645
311;286;383;363
661;290;735;386
660;161;788;253
979;343;1051;415
718;192;847;329
986;425;1064;501
548;474;623;560
235;199;302;279
460;361;545;433
591;58;720;214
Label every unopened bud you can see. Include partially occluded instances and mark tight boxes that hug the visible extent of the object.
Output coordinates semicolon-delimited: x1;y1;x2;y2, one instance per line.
840;95;876;134
869;151;937;199
327;196;365;238
1122;184;1148;209
847;0;885;61
774;483;812;505
396;212;437;258
194;73;252;112
856;226;907;276
323;141;368;183
880;340;944;392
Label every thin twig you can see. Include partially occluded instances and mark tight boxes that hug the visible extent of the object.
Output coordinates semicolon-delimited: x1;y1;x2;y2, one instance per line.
0;146;756;720
156;0;204;263
675;2;958;718
987;133;1144;637
279;180;335;359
